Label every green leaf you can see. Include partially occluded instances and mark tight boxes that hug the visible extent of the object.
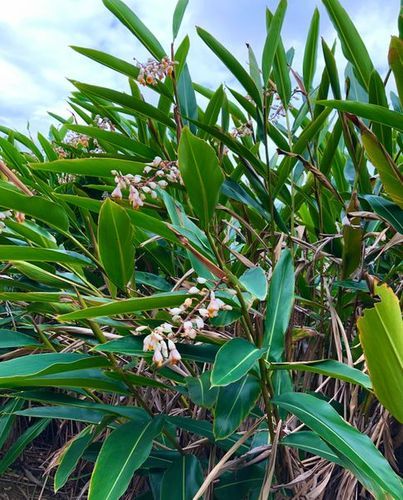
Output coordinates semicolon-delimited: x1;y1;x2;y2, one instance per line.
178;64;198;132
98;198;135;290
58;292;189;321
214;375;261;440
102;0;165;59
71;46;140;79
239;266;268;300
211;339;263;387
321;39;341;100
89;416;163;500
186;371;219;408
281;431;345;466
178;127;224;228
0;399;25;449
342;224;363;278
0;418;50;475
214;466;265;499
269;360;371;390
322;0;374;90
55;426;94;491
196;27;261;106
369;70;392;154
172;0;189;40
357;282;403;423
0;329;41;348
318;100;403;132
72;81;176;129
0;246;92;266
160;455;203;500
262;1;287;86
0;353;110;385
30;158;145;177
264;249;294;360
0;186;69;231
355;121;403;208
273;392;402;499
67;125;157;159
389;36;403;106
363;195;403;233
303;8;320;91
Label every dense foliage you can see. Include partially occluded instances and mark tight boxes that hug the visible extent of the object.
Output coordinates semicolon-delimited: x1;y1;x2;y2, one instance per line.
0;0;402;498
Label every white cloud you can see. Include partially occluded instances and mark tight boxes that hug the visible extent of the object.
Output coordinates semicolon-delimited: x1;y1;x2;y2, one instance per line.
0;0;397;134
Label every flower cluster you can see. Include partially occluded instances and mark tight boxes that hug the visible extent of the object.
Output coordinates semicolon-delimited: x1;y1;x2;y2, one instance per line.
95;115;114;132
63;131;90;149
110;156;182;209
57;173;77;185
141;278;233;367
0;210;25;232
136;57;176;86
231;121;253;138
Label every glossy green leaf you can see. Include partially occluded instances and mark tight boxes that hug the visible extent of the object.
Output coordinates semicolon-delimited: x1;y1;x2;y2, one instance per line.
89;416;163;500
0;246;92;266
357;282;403;423
102;0;165;59
269;359;371;390
342;224;363;278
389;36;403;106
186;371;219;408
178;127;224;228
273;392;402;499
58;292;188;321
160;455;203;500
0;329;41;348
262;0;287;86
214;375;260;440
239;266;268;300
357;123;403;208
55;426;94;491
31;158;145;177
196;27;261;106
0;353;110;386
72;81;176;129
0;418;50;475
318;100;403;132
364;195;403;233
303;8;320;91
264;249;294;360
0;399;25;450
322;0;374;90
172;0;189;40
0;186;69;231
281;431;345;466
66;125;156;160
369;70;392;154
98;198;135;290
211;338;263;387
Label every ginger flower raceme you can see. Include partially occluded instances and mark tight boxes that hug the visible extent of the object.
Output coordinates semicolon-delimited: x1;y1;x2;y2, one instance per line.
110;156;182;209
136;57;177;86
140;278;234;368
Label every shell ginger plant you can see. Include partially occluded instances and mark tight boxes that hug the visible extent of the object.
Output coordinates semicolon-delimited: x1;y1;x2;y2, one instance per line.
0;0;402;499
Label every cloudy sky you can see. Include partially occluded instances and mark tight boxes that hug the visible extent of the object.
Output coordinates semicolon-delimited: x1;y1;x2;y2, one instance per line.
0;0;399;134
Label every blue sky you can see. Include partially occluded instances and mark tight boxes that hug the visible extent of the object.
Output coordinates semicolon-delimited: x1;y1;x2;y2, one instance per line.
0;0;399;133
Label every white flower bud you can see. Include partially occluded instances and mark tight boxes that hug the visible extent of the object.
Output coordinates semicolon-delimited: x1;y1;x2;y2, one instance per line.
153;349;164;366
158;180;168;188
188;286;199;294
196;277;207;284
198;308;209;318
152;156;162;167
169;307;183;316
168;348;181;364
